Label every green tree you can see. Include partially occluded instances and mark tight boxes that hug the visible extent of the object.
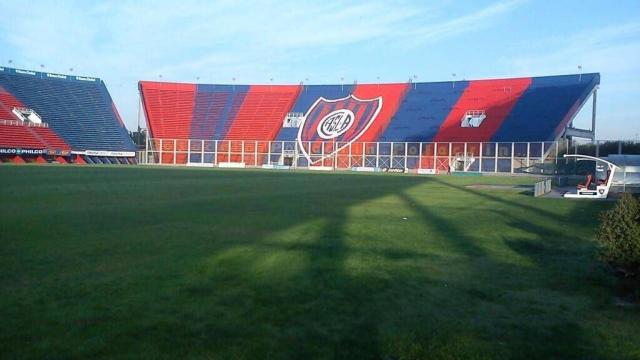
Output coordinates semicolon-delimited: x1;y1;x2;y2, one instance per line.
597;194;640;277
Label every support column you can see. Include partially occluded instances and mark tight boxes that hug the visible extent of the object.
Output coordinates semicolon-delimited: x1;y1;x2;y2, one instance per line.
448;143;452;172
433;143;437;172
494;143;498;173
404;142;408;169
479;143;483;173
145;135;149;165
331;138;338;171
463;142;467;172
591;88;597;137
554;141;558;174
511;142;515;174
267;141;271;165
214;140;218;165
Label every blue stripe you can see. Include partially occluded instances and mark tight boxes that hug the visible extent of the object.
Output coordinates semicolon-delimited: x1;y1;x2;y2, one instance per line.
491;74;599;142
379;81;469;142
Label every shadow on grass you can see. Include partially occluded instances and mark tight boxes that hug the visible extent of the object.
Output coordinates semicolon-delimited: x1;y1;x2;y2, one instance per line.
0;167;624;359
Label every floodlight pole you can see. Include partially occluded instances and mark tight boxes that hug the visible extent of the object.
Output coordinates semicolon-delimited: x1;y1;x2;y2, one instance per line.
591;88;597;137
578;65;582;82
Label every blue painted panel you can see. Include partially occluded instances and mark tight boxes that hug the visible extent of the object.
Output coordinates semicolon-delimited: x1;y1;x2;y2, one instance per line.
379;81;468;142
0;68;136;151
191;84;249;140
492;73;599;142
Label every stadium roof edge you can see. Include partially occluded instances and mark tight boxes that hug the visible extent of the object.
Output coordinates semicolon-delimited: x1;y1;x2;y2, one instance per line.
138;73;600;87
0;66;102;83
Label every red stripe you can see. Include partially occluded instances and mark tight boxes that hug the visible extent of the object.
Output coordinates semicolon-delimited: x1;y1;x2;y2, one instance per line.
351;83;409;142
224;84;301;141
341;100;369;142
139;81;196;139
0;87;25;119
433;78;531;142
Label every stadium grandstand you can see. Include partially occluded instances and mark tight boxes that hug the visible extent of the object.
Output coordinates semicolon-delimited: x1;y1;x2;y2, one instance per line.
139;73;600;171
0;67;137;164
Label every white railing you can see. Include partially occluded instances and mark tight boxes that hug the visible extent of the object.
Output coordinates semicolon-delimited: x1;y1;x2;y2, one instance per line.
142;138;640;174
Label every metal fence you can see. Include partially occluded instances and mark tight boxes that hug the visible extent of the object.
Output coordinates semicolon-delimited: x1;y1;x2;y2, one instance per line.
141;138;640;175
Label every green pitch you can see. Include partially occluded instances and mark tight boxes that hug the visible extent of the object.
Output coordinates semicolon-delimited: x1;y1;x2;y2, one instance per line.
1;165;638;359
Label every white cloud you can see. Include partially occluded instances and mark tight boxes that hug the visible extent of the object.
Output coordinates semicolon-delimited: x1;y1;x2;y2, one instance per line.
506;22;640;76
499;21;640;138
0;0;529;130
402;0;526;46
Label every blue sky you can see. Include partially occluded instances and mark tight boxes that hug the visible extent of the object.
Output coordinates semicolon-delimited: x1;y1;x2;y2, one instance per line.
0;0;639;139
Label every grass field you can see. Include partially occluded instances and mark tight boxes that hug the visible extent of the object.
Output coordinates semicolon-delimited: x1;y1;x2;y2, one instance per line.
1;165;639;359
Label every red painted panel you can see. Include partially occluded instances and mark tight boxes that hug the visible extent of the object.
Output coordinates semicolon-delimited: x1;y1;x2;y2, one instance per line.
223;85;301;162
0;87;25;120
351;83;409;142
433;78;531;142
224;85;301;141
139;81;196;139
0;124;44;148
29;126;71;150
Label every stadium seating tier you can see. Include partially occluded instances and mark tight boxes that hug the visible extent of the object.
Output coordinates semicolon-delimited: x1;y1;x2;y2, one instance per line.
0;67;136;153
141;73;600;147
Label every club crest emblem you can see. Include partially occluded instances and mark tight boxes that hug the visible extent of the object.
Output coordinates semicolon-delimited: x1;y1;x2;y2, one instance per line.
297;95;382;164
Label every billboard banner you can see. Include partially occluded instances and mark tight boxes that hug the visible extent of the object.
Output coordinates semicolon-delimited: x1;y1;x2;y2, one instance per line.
0;148;45;155
74;150;136;157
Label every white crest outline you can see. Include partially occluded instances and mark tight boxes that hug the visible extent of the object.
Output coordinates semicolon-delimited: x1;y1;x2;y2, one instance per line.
296;94;383;165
